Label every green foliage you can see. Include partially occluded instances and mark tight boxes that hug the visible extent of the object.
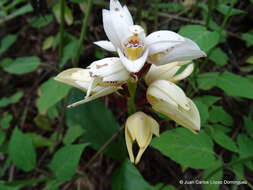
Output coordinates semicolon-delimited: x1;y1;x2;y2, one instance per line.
205;127;238;152
209;106;233;126
0;114;13;129
36;77;71;114
216;4;246;16
0;92;23;108
0;35;17;55
112;159;154;190
34;115;52;131
66;89;126;161
30;14;54;28
26;133;54;149
1;56;40;75
63;125;85;145
151;128;215;169
209;48;228;66
198;72;253;99
53;3;74;26
203;160;223;190
9;128;36;172
242;30;253;47
42;36;54;51
179;25;219;52
48;143;88;181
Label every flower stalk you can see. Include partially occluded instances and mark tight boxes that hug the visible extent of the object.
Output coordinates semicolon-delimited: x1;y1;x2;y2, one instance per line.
59;0;65;67
73;0;93;67
127;81;137;115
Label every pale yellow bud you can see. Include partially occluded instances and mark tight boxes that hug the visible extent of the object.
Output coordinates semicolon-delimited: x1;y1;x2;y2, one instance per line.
125;112;159;164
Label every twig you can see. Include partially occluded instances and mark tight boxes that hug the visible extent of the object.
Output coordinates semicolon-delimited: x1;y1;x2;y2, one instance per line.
83;125;124;170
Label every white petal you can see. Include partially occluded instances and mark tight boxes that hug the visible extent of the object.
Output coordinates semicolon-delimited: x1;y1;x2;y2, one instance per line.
102;9;121;49
172;63;194;82
123;5;133;26
147;80;190;111
67;86;119;108
89;57;129;82
135;133;152;164
118;48;149;73
54;68;90;91
129;25;146;42
125;126;135;163
94;41;116;52
151;39;206;65
145;62;179;85
145;30;185;55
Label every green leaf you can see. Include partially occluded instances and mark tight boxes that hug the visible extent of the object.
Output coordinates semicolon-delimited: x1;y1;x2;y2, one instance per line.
9;128;36;172
53;4;74;25
198;72;253;99
151;128;215;169
237;134;253;170
197;72;219;90
243;116;253;139
30;14;54;28
36;77;71;114
194;95;220;107
203;159;223;190
0;131;6;146
34;115;52;131
216;72;253;99
48;144;88;181
42;36;54;51
193;95;220;125
0;35;17;56
179;25;219;52
209;48;228;66
246;56;253;64
242;31;253;47
2;56;40;75
207;128;238;152
10;3;33;18
0;182;19;190
60;39;78;68
0;92;23;108
193;99;209;125
26;133;54;148
209;106;233;126
216;4;246;16
111;159;153;190
63;125;85;145
66;89;126;161
0;114;13;129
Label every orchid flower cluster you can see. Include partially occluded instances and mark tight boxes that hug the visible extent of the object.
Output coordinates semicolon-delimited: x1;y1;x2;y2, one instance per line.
55;0;206;164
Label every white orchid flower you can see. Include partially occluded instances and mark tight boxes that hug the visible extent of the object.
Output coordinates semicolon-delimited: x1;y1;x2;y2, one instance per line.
54;57;130;108
145;61;194;85
125;112;159;164
146;80;200;134
94;0;206;73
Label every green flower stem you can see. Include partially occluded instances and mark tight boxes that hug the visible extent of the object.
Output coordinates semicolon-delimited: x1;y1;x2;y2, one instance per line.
73;0;93;67
59;0;65;67
199;0;235;72
204;155;253;181
128;81;137;115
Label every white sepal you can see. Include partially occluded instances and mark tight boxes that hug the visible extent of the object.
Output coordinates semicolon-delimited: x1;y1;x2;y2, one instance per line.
94;40;116;52
54;68;90;92
102;9;122;50
68;86;119;108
